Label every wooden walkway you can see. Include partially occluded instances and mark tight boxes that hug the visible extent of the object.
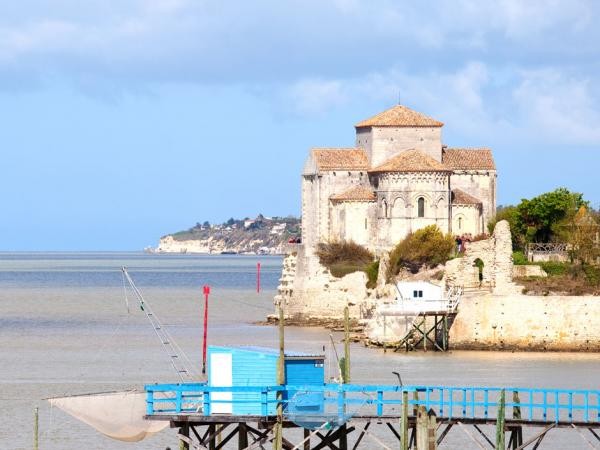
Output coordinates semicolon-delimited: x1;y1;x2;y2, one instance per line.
145;383;600;449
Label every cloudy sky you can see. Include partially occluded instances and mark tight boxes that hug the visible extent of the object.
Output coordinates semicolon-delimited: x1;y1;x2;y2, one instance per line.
1;0;599;250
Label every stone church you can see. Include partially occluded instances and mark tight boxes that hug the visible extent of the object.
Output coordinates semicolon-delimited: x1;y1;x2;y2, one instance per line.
301;104;497;253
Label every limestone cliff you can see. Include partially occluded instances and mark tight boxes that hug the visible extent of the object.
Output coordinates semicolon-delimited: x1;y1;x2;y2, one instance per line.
153;216;300;254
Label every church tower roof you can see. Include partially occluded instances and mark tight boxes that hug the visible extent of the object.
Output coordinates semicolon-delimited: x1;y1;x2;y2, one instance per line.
355;104;444;128
368;149;449;173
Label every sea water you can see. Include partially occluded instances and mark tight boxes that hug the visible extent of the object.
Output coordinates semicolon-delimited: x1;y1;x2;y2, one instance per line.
0;253;598;449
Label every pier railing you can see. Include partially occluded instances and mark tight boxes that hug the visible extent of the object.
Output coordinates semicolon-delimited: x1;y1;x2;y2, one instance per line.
145;383;600;425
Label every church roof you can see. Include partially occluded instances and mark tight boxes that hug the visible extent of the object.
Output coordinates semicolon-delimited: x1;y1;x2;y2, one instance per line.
452;189;482;205
368;149;449;173
442;148;495;170
312;148;369;171
330;185;377;202
355;104;444;128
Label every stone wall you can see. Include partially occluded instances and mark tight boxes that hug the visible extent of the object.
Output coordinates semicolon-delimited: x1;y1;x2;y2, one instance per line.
450;293;600;351
444;220;518;293
450;171;496;227
275;245;371;319
357;126;443;166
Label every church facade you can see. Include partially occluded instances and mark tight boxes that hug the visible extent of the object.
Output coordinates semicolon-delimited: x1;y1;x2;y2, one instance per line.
301;105;497;253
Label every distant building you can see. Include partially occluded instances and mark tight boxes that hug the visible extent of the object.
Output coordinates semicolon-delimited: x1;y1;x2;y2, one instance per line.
301;104;496;252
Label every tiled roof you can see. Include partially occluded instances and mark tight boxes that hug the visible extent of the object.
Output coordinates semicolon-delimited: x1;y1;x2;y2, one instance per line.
312;148;369;171
355;104;443;128
443;148;495;170
330;185;376;202
369;149;449;173
452;189;482;205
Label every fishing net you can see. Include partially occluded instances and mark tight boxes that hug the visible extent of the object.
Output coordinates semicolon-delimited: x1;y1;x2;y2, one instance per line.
285;387;372;430
48;390;169;442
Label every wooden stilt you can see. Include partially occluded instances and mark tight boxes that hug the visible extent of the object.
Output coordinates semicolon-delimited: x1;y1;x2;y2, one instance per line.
209;424;216;450
344;306;350;382
496;389;505;450
416;406;428;449
179;423;190;450
274;305;285;450
339;424;348;450
303;428;310;450
401;391;409;450
34;406;39;450
512;391;523;448
238;423;248;449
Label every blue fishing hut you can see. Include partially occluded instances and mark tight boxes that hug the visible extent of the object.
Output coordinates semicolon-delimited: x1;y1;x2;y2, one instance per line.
207;346;324;415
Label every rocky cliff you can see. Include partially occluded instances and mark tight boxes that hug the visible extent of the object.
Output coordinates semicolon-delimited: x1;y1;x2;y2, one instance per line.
153;216;300;254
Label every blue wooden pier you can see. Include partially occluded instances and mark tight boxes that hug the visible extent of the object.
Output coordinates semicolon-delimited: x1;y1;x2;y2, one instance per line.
145;383;600;449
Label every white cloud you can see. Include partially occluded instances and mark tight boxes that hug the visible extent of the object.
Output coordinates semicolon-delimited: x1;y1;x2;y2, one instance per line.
513;69;600;145
279;61;600;146
285;79;348;115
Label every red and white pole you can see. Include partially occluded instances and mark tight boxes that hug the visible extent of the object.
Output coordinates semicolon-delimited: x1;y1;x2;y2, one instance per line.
201;285;210;375
257;262;261;293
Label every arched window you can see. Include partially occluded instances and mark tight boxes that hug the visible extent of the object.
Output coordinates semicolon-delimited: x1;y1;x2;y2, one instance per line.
417;197;425;218
382;200;388;218
458;217;463;230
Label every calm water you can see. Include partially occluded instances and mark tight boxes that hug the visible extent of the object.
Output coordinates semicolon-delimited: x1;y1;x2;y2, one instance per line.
0;253;598;449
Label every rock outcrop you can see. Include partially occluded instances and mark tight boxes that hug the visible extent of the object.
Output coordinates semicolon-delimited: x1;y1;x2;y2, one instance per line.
153;216;300;254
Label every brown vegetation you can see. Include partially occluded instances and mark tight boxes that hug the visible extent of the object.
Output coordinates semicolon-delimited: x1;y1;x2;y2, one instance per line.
387;225;454;279
316;241;378;288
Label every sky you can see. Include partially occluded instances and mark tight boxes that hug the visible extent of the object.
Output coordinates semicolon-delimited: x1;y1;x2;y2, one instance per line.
1;0;599;250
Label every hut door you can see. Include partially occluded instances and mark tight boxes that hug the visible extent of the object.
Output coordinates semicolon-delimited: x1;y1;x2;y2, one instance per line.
210;353;233;413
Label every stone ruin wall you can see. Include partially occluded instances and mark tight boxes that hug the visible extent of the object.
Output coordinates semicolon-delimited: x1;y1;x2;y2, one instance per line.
276;220;600;351
444;220;517;294
274;244;375;319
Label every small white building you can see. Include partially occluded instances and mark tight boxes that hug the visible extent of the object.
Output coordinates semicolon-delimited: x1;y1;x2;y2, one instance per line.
396;281;442;302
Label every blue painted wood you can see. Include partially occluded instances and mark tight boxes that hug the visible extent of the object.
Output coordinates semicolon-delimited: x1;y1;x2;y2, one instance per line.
143;383;600;425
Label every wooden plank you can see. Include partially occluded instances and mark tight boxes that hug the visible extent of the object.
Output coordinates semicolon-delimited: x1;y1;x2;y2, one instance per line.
514;423;556;450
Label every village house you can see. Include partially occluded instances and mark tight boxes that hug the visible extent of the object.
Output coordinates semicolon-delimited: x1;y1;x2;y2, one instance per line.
301;104;497;253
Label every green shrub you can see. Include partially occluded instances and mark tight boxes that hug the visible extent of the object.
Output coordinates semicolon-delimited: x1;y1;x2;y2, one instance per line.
583;265;600;286
329;262;364;278
387;225;455;278
537;261;569;276
512;251;529;265
364;260;380;289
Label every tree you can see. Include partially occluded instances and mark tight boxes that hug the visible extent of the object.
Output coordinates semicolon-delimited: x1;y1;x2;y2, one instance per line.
203;220;210;228
559;206;600;265
516;188;586;244
489;188;588;251
226;217;235;226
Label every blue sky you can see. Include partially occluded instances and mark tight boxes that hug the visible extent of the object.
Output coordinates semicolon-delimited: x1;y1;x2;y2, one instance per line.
1;0;599;250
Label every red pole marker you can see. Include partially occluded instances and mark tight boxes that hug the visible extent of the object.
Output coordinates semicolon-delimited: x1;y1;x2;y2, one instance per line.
257;262;261;293
202;285;210;375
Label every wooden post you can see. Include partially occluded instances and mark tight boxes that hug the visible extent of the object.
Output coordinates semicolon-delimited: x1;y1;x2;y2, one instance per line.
512;391;523;448
303;428;310;450
179;423;190;450
442;316;448;351
339;424;348;450
339;306;350;450
344;306;350;382
209;424;216;450
427;409;437;450
238;423;248;449
401;391;409;450
422;318;427;351
274;305;285;450
33;406;39;450
416;406;428;449
496;389;505;450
